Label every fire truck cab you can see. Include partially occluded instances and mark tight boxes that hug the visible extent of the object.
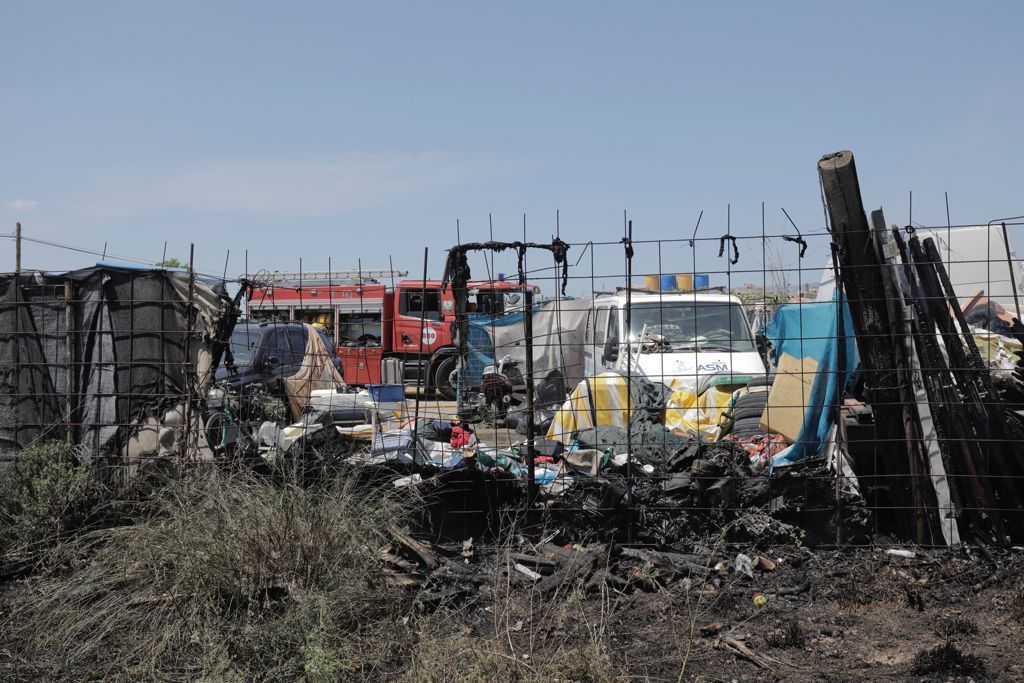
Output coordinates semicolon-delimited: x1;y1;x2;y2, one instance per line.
246;269;536;397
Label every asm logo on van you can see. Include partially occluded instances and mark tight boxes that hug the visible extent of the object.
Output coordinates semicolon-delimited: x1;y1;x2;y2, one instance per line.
696;361;729;373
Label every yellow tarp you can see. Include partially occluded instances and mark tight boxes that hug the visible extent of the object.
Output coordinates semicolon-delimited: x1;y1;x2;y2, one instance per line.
547;372;741;444
546;372;633;443
663;379;737;441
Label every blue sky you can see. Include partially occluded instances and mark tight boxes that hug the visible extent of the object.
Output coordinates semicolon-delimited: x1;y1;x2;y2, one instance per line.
2;2;1023;293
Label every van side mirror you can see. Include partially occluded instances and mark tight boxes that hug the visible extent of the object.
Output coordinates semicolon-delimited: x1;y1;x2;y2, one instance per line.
264;355;280;368
602;337;619;364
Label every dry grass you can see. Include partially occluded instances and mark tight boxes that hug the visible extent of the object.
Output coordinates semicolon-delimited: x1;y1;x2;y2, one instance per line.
405;633;624;683
4;471;417;681
0;461;797;681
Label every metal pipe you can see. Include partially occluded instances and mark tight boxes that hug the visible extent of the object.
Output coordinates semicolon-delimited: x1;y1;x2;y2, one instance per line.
183;243;195;459
523;217;537;508
411;248;429;452
624;216;633;543
1000;222;1022;322
65;279;74;444
13;223;21;450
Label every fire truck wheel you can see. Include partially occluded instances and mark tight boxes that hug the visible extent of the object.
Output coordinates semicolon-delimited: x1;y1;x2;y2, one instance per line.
433;355;458;401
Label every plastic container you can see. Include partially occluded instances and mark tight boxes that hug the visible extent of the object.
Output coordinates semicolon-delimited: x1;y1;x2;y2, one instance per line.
693;273;710;289
367;383;404;402
642;275;660;291
381;357;404;384
660;274;678;291
675;273;694;291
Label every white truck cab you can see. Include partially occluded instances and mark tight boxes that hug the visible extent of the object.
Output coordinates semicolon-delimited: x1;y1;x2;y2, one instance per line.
582;290;765;391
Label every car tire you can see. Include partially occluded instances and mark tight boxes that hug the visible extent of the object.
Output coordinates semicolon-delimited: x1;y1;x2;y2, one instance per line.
730;416;765;438
433;355;458;401
730;392;769;422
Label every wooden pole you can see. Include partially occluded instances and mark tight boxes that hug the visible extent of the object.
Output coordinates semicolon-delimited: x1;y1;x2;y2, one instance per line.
818;151;917;539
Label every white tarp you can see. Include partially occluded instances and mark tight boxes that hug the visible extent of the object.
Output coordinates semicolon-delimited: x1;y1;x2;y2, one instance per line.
480;298;591;391
817;224;1024;312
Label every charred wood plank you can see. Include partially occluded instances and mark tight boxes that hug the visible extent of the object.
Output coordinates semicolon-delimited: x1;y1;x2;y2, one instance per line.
818;151;916;539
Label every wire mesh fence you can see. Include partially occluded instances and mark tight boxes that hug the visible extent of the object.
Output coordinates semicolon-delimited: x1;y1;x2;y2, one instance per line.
4;192;1024;548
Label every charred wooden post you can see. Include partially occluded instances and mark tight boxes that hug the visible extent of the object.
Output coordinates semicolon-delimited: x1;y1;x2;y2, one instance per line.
911;236;1022;542
890;228;965;544
893;228;990;541
870;210;936;544
818;151;917;539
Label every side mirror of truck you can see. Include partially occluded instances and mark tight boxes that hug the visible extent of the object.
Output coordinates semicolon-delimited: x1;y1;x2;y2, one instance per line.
602;337;619;364
264;355;280;369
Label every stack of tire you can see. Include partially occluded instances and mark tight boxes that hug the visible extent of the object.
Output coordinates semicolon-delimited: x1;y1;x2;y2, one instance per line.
724;375;773;438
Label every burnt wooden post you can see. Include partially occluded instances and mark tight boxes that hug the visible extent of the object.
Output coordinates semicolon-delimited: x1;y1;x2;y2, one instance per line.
870;209;935;543
818;151;918;539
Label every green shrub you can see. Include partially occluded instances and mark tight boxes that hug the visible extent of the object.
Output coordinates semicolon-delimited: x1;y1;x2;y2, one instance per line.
0;440;106;567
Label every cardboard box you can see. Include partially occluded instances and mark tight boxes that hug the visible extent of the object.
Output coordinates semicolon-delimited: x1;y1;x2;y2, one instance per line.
760;352;818;442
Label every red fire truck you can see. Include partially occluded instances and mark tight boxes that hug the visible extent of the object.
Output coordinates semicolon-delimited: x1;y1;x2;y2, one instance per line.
246;269;537;397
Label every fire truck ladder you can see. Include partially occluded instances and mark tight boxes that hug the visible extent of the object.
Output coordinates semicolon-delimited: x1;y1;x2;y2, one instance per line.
264;269;409;285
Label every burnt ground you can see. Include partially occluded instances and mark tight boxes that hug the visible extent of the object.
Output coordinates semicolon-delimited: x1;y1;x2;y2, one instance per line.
415;540;1024;682
0;494;1021;681
1;400;1019;681
399;401;1024;680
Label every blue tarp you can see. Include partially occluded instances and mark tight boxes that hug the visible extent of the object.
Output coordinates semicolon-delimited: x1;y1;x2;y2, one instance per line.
464;309;529;388
764;294;859;466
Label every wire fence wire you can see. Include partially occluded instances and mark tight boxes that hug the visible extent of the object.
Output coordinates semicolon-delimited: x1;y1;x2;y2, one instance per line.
3;217;1024;548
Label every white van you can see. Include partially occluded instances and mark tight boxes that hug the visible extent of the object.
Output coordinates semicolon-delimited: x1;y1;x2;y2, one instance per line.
582;290;765;391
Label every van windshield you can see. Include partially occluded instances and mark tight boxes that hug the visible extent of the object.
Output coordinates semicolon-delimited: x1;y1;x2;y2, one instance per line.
628;302;755;352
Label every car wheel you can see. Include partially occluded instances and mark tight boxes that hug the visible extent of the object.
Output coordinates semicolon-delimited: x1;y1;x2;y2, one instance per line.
433;355;458;401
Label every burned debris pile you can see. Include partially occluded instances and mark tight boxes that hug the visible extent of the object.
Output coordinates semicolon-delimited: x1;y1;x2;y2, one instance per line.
332;233;871;550
336;150;1024;553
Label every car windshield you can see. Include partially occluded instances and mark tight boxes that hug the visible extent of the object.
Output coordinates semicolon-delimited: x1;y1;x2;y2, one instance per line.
227;324;263;367
628;302;755;352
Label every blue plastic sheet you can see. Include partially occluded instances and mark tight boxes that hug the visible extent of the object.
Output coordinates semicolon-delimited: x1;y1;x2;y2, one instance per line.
764;294;858;466
464;309;528;388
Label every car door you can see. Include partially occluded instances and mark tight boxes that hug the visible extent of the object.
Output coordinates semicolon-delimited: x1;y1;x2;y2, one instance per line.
255;326;293;393
394;286;444;354
585;306;609;377
602;306;620;370
582;307;594;377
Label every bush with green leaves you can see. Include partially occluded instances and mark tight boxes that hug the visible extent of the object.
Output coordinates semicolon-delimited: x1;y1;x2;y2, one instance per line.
0;440;106;567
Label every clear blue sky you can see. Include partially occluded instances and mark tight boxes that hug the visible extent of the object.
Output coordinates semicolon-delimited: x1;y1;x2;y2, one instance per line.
3;1;1023;293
